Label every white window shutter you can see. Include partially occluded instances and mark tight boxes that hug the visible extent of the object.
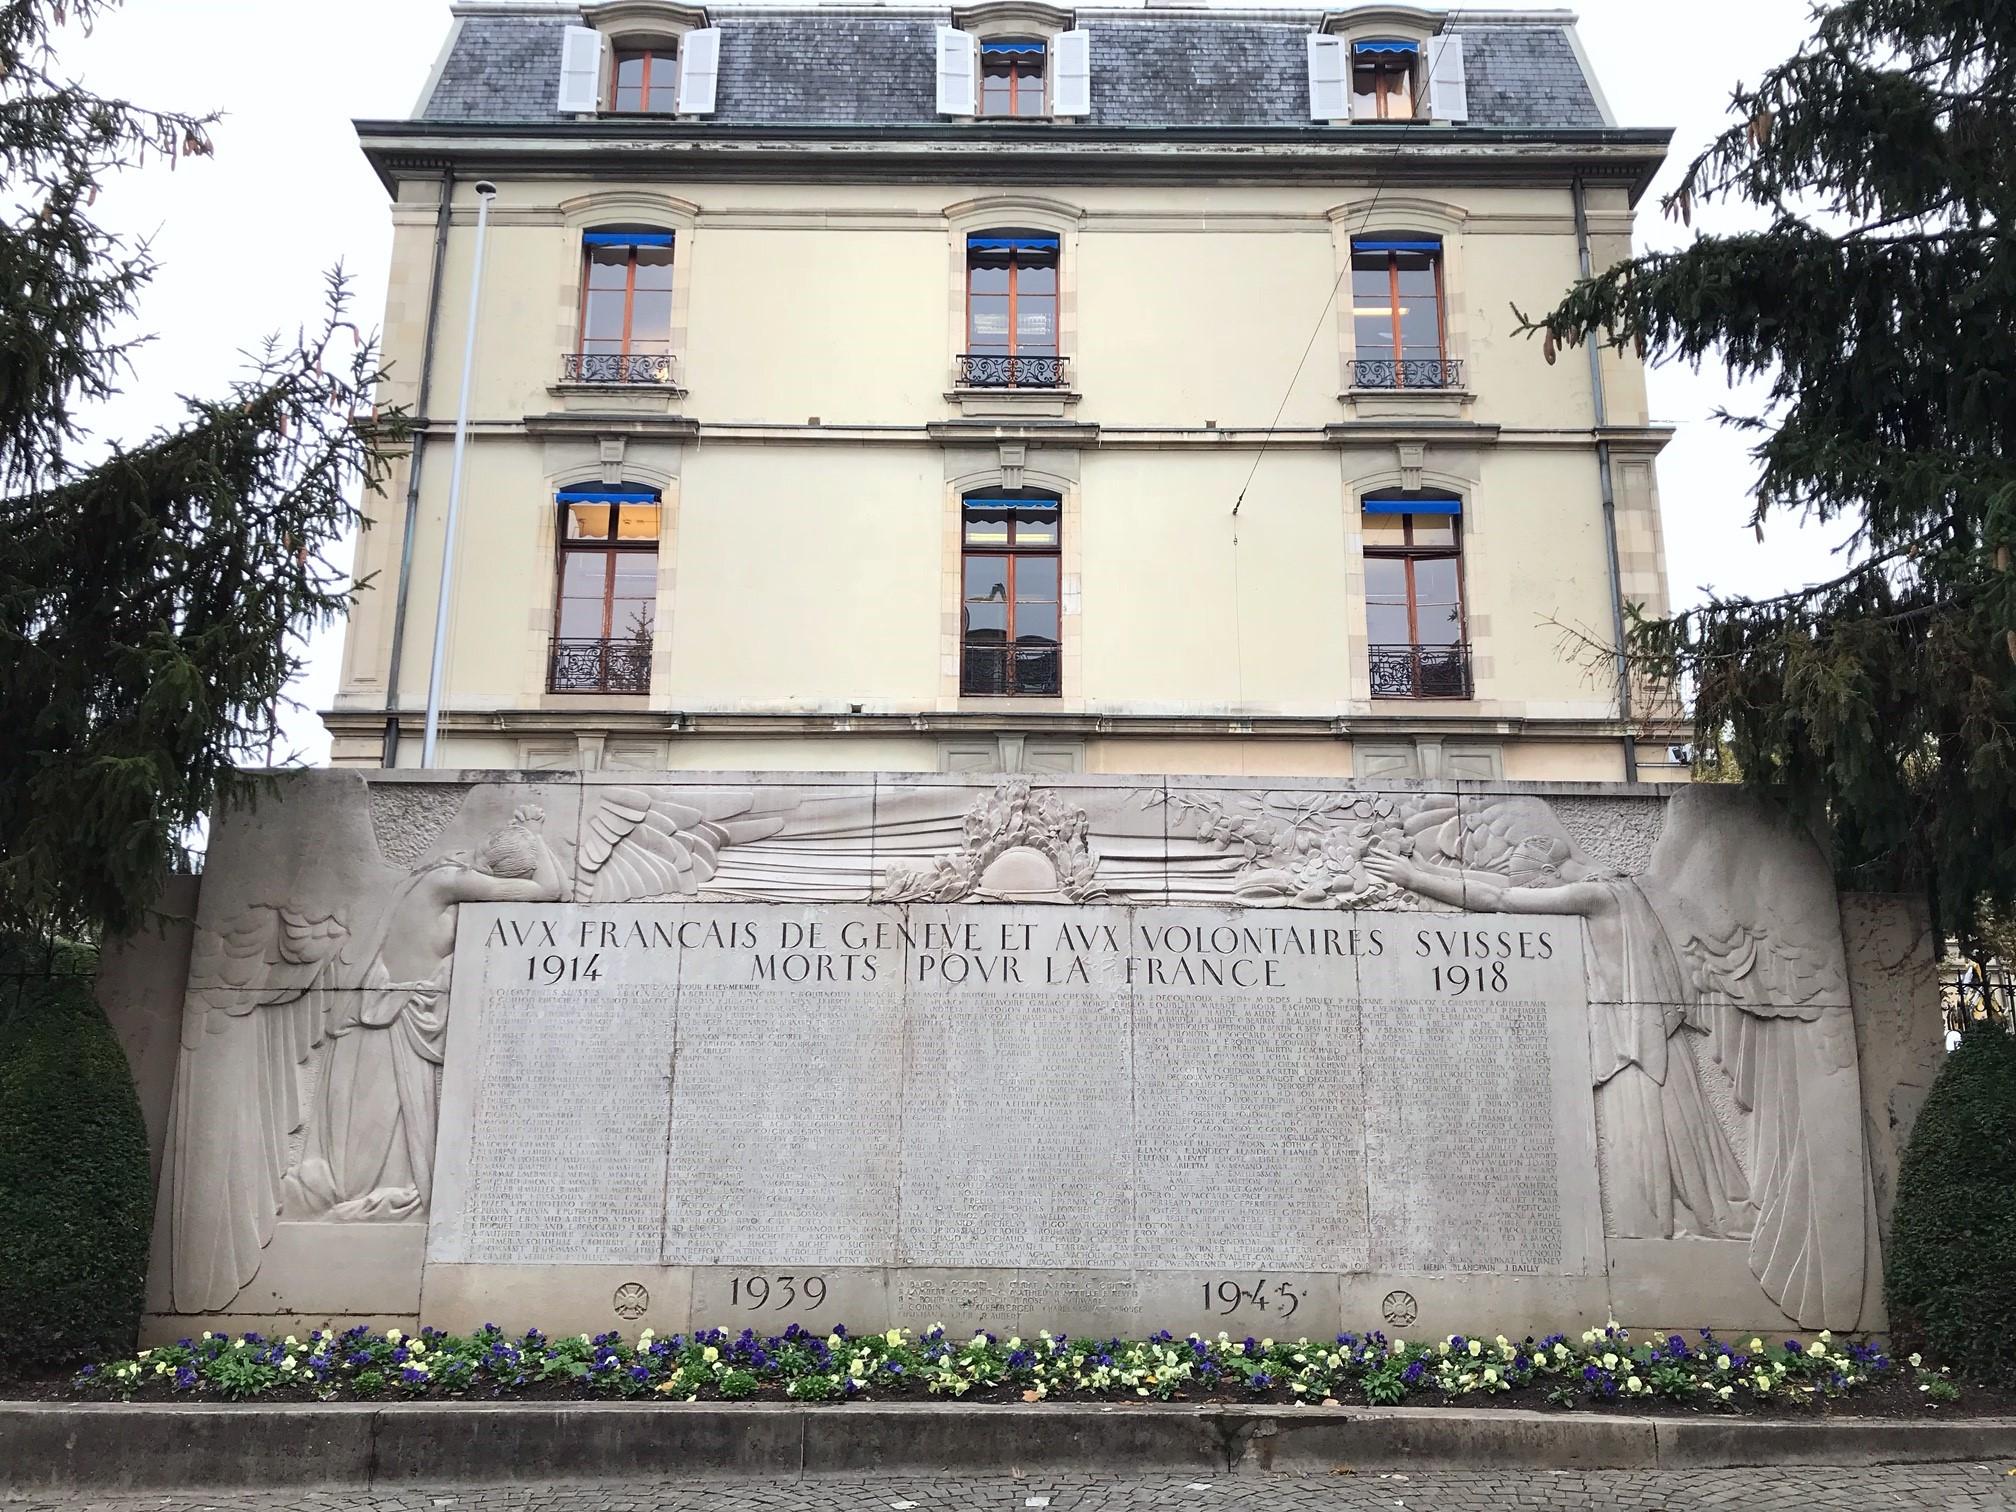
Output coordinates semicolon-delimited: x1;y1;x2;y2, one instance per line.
1428;33;1469;122
936;25;977;115
1052;29;1092;117
1306;33;1348;121
557;25;606;113
677;27;721;114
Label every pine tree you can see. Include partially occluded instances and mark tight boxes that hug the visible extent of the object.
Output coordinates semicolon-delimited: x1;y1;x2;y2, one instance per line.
1525;0;2015;950
0;0;402;938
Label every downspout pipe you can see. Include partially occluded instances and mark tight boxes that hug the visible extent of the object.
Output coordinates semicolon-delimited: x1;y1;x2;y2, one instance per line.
1572;174;1640;783
379;169;456;768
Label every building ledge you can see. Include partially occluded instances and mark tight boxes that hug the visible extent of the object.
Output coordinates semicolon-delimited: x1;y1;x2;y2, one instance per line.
523;411;702;440
1342;387;1475;423
547;382;690;415
946;387;1082;420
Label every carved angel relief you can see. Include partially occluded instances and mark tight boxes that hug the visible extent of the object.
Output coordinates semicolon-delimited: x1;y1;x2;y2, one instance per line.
879;778;1105;904
167;786;792;1314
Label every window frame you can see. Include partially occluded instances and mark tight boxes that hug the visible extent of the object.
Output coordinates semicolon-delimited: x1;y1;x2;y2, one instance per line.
551;491;663;694
1363;509;1466;648
977;36;1048;118
610;44;678;112
1350;41;1420;120
960;492;1063;698
964;232;1061;360
1351;239;1447;380
578;234;675;360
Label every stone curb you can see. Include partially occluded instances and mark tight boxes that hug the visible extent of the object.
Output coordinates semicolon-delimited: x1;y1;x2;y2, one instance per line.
4;1403;2013;1492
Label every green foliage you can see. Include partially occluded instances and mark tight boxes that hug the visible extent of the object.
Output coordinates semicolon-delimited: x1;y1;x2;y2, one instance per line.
0;939;151;1376
1521;0;2016;941
0;0;404;940
1886;1030;2016;1384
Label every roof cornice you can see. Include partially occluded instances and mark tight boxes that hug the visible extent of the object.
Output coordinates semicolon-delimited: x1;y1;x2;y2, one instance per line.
355;118;1674;199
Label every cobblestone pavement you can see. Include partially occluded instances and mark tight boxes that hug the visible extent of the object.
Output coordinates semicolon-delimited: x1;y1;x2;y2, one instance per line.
11;1468;2016;1512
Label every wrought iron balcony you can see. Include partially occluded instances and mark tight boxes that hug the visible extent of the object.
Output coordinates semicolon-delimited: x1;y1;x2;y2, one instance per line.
961;639;1062;697
1369;642;1474;700
548;637;653;694
1352;357;1465;391
957;352;1070;389
561;352;677;386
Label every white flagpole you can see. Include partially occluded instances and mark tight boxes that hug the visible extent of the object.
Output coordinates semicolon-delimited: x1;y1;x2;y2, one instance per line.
420;180;498;768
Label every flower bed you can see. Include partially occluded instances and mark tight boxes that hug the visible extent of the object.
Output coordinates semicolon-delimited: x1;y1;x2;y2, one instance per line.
67;1322;1955;1412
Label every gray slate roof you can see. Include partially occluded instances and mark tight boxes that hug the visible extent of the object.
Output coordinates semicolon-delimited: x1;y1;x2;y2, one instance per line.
420;6;1609;131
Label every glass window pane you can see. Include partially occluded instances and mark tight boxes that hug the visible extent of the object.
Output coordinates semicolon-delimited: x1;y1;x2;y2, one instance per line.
1014;603;1060;643
968;264;1010;294
1415;603;1463;645
564;504;612;541
1363;557;1409;599
610;599;657;638
616;504;661;540
964;600;1007;636
1361;512;1407;546
981;74;1011;115
1015;69;1046;116
1013;511;1059;546
613;555;658;592
632;247;674;288
967;294;1011;349
559;597;606;638
1015;298;1057;352
614;83;644;112
1014;556;1059;603
582;289;626;352
616;54;647;88
1015;263;1057;296
629;287;673;346
1351;64;1378;118
587;247;631;286
561;551;607;590
1410;516;1456;547
1366;603;1412;643
964;556;1010;603
964;510;1012;546
1412;556;1460;604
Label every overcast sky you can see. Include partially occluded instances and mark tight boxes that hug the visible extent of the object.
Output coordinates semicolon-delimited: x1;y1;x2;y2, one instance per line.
59;0;1834;764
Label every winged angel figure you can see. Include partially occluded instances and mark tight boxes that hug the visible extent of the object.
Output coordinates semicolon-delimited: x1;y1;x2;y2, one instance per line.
168;784;792;1313
1365;788;1869;1330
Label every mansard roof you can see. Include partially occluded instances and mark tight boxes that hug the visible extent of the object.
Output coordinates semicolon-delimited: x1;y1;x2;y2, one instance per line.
416;4;1615;132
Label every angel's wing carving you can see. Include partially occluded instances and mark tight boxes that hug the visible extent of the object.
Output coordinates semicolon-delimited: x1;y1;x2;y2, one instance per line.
168;906;350;1313
1650;788;1867;1330
578;787;796;903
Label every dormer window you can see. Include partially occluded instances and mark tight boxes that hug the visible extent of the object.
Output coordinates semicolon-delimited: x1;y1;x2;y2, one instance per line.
612;45;678;113
1352;40;1417;120
980;38;1047;117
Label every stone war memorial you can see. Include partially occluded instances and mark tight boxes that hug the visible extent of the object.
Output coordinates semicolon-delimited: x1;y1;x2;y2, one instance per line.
117;770;1941;1347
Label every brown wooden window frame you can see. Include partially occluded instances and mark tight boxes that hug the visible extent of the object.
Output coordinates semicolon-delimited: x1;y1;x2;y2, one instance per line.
978;37;1048;118
551;492;663;694
1351;240;1447;383
578;236;675;360
1351;46;1418;120
960;492;1063;698
611;46;678;113
1363;512;1467;647
965;233;1060;359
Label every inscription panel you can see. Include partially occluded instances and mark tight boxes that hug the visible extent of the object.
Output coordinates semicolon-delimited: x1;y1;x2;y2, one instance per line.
432;902;1598;1288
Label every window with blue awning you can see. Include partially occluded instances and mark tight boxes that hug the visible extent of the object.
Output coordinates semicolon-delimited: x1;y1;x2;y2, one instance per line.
967;234;1060;254
1354;38;1420;54
582;231;674;248
1363;496;1462;516
981;39;1045;55
558;488;663;504
1353;238;1443;254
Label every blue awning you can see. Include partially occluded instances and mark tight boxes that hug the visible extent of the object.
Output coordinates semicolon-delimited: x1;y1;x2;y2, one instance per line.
968;234;1060;253
1354;38;1420;54
981;39;1046;54
559;489;662;504
965;497;1061;509
1354;238;1443;253
1364;496;1462;516
582;231;674;248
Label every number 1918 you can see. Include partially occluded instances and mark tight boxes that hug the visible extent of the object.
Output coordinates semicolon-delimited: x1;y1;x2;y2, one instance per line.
1432;962;1509;994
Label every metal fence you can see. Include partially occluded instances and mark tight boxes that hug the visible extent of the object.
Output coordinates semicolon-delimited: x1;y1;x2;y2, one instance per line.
1944;963;2016;1038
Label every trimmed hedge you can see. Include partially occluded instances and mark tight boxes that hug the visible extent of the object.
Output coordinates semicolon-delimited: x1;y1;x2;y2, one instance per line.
0;939;153;1377
1886;1029;2016;1385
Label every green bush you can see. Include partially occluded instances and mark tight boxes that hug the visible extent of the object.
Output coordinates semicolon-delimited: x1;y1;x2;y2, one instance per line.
0;939;153;1377
1886;1030;2016;1385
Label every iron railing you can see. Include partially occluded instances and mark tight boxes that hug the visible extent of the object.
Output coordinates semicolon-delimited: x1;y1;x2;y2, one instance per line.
1369;642;1473;699
549;637;653;694
957;353;1070;389
1352;357;1465;390
1945;965;2016;1037
561;352;677;385
961;639;1062;696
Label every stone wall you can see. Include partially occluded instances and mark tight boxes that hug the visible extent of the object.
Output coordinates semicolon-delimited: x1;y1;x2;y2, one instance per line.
118;770;1924;1343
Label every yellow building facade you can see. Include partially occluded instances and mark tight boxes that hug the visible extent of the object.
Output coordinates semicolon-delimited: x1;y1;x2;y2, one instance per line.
331;0;1686;781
